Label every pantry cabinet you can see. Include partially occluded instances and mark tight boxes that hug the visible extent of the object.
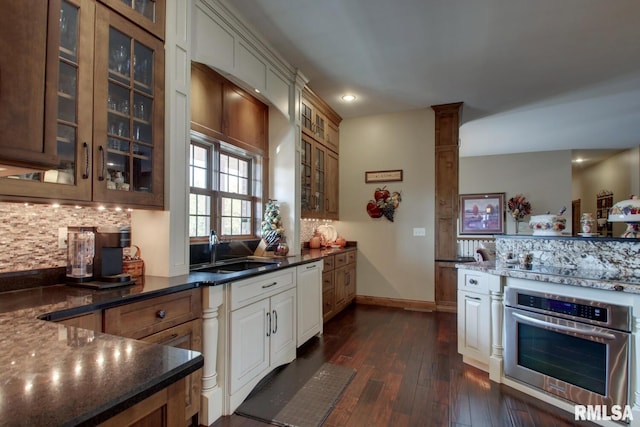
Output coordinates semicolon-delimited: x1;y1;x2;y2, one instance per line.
0;0;165;209
300;87;341;219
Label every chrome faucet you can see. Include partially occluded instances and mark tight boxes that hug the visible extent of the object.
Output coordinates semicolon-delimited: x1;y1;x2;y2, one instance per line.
210;229;219;264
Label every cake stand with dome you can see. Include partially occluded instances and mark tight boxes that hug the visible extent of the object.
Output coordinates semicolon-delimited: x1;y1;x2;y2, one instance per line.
608;196;640;238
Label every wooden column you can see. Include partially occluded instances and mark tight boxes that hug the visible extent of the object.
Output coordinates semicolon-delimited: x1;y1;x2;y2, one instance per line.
432;102;463;312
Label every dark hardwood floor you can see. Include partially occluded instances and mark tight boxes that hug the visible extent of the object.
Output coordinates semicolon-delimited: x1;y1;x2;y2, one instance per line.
210;304;596;427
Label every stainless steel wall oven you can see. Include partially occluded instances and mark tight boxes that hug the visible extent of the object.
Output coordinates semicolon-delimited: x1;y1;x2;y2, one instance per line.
504;287;631;408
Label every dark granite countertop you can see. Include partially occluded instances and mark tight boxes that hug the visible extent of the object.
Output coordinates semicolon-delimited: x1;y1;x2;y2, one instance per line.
457;260;640;294
0;246;354;426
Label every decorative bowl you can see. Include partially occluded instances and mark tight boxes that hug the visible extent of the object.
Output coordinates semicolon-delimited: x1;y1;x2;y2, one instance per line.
608;197;640;237
529;214;566;236
608;197;640;222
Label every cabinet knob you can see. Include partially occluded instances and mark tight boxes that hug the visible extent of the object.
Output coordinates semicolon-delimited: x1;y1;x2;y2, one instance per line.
469;279;478;285
156;309;167;319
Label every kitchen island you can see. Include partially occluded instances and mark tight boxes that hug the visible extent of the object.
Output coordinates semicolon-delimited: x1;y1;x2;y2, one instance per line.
457;235;640;427
0;246;355;426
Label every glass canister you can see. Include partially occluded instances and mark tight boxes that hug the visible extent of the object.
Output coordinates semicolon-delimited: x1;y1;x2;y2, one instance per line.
580;213;596;234
67;227;95;281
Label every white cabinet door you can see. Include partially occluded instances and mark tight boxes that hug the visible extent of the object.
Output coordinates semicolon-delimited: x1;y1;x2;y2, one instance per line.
296;261;323;346
230;298;270;394
270;287;297;367
457;290;490;365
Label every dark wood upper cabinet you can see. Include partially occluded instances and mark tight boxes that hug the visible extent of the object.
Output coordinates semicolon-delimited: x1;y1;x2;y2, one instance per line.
0;1;59;171
190;63;268;155
190;63;224;141
0;0;165;209
224;84;267;154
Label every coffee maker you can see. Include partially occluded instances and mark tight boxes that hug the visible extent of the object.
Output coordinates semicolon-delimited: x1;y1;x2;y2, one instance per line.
67;226;133;287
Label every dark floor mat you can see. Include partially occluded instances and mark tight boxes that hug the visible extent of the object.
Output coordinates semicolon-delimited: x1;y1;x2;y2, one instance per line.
236;361;356;427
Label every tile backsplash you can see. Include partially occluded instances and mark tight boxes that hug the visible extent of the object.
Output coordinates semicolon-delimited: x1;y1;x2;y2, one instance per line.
0;202;130;273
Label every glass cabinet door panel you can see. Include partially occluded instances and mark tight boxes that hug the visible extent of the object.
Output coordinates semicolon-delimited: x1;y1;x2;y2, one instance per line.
109;29;131;83
100;0;165;40
106;151;131;191
133;42;153;93
60;1;79;59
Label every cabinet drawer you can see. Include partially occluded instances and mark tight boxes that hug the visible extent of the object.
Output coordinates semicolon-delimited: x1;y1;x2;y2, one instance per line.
346;250;356;264
323;255;335;271
230;269;295;311
322;271;333;291
104;289;201;339
335;253;348;268
458;269;489;294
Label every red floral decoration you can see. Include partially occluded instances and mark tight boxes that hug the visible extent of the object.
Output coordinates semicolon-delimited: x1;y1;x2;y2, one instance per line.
507;194;532;220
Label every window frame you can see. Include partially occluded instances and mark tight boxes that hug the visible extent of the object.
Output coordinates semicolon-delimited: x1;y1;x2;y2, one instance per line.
189;131;263;242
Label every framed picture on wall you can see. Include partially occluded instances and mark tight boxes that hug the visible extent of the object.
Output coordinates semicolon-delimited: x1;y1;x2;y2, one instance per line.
459;193;505;235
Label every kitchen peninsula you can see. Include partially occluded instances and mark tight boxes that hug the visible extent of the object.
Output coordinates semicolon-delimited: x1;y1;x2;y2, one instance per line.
0;246;355;426
457;235;640;426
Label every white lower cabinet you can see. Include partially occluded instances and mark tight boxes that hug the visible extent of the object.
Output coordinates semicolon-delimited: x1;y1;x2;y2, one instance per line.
296;260;323;347
457;268;493;371
227;269;297;412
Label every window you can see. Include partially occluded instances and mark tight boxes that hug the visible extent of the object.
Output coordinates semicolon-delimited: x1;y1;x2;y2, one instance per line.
188;135;260;240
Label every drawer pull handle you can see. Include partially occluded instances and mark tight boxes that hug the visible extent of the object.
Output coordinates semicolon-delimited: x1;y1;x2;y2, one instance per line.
156;333;179;346
466;295;482;301
306;264;317;269
469;279;478;285
156;310;167;319
262;282;278;289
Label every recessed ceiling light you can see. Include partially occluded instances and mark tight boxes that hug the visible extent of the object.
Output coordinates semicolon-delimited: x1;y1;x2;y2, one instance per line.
254;88;261;94
341;94;356;102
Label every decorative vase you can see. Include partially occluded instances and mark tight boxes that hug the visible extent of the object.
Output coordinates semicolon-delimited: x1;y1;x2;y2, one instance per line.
580;213;596;234
514;218;520;234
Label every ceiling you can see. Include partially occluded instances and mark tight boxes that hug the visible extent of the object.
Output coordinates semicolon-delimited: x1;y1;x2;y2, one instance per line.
225;0;640;160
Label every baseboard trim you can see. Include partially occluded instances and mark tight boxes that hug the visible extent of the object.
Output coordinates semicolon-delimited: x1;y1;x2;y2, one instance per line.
355;295;437;311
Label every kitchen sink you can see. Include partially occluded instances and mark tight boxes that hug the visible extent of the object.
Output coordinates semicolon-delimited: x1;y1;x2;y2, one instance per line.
191;259;281;274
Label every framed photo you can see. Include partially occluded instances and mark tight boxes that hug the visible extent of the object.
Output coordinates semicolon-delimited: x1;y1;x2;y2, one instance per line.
365;169;403;183
459;193;505;235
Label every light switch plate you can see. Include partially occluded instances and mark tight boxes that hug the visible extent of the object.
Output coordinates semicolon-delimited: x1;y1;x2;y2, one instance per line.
413;227;426;237
58;227;67;249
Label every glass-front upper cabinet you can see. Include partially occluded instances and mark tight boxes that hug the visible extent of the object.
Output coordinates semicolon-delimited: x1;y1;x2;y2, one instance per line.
93;5;164;207
0;0;94;201
99;0;166;40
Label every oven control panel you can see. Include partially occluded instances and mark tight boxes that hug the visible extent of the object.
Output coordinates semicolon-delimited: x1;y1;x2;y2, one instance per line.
517;293;608;323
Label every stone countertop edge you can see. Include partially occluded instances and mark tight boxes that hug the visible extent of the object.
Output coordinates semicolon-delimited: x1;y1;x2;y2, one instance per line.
456;261;637;294
0;246;353;426
71;352;204;427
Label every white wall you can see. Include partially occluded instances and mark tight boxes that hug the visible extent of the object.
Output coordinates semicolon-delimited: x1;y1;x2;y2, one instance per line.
460;151;573;235
336;109;436;302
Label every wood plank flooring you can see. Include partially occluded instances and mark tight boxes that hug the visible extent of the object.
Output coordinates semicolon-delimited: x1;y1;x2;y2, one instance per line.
210;304;596;427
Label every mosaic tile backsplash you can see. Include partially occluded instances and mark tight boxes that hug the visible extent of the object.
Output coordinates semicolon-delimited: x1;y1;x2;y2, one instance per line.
0;202;130;273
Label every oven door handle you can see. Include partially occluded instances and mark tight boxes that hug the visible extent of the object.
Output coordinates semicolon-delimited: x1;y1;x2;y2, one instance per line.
511;312;616;340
